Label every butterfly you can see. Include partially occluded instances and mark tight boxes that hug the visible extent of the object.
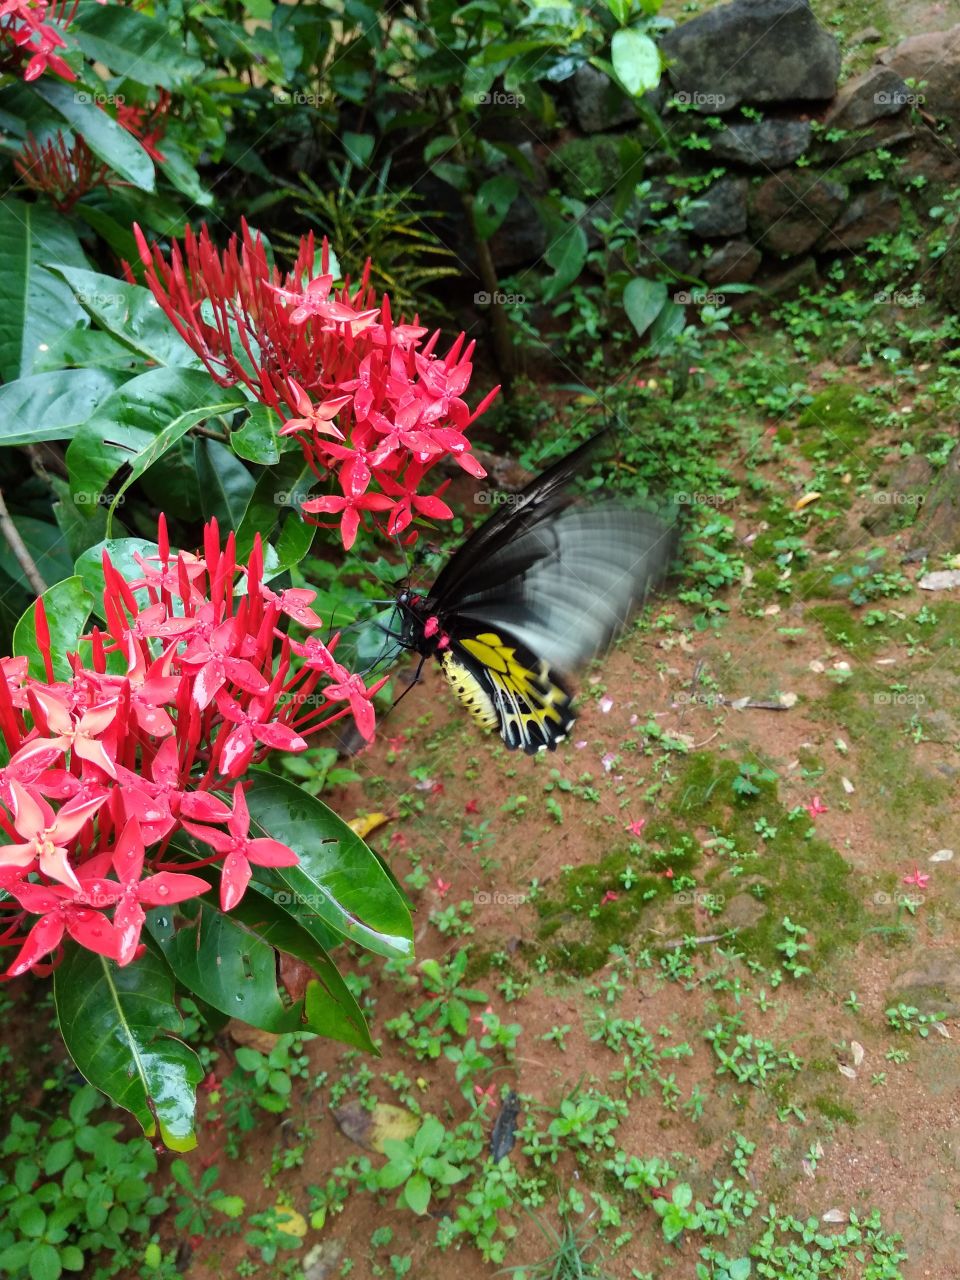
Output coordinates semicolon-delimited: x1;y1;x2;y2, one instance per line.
393;431;676;754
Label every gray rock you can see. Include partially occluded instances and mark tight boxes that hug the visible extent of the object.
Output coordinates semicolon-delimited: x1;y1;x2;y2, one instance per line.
817;116;915;162
880;25;960;133
817;185;901;251
891;949;960;1017
488;192;546;269
823;66;911;131
848;26;883;47
688;175;749;237
661;0;841;112
569;62;638;132
711;118;811;167
914;443;960;553
750;170;847;254
701;239;762;284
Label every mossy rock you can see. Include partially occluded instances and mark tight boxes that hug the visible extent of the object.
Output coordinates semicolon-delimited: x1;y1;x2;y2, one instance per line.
545;135;629;200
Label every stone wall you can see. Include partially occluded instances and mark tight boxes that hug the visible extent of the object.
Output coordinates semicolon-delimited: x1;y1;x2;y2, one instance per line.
494;0;960;307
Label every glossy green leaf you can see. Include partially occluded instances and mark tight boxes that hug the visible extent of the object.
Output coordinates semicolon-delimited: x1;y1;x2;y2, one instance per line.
611;28;660;96
148;891;374;1051
244;769;413;960
274;510;314;569
0;368;128;446
64;367;244;526
235;455;316;561
195;437;255;531
71;5;204;87
231;404;283;465
50;266;202;367
32;79;156;190
13;577;92;681
623;276;667;340
54;943;202;1150
0;200;89;380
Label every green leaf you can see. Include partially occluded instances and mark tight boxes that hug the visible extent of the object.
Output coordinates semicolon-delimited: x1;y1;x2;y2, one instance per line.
231;405;283;465
413;1116;443;1158
235;455;316;561
0;200;89;380
28;1242;61;1280
473;175;518;241
403;1173;431;1215
54;943;203;1151
71;5;205;87
0;368;128;446
32;79;155;190
244;769;413;960
148;888;374;1051
50;266;202;367
274;510;315;570
210;1194;246;1219
623;276;667;340
542;222;588;302
14;578;92;682
611;29;661;97
64;367;244;525
194;438;255;531
647;299;686;354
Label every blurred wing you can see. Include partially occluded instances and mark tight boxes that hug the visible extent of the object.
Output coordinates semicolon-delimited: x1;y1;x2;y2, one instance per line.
450;505;676;672
427;430;610;608
439;632;575;754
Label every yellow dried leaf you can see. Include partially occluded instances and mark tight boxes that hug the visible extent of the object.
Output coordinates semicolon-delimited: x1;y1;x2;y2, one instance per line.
274;1206;308;1239
347;812;391;840
794;491;821;511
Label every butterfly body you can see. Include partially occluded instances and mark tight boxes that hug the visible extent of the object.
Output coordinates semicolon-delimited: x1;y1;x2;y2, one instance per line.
394;432;676;753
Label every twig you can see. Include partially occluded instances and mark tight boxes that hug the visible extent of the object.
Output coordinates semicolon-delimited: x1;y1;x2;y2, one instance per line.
659;931;736;949
0;489;47;595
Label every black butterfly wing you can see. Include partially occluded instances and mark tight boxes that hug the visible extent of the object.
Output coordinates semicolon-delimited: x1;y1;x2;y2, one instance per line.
438;627;575;754
426;429;610;610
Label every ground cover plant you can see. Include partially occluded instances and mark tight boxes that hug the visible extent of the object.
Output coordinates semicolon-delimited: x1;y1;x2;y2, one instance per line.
1;0;959;1278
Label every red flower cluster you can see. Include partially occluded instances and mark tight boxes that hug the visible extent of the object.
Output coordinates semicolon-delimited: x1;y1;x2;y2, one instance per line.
0;0;77;82
15;130;107;212
133;222;498;549
117;88;171;164
17;91;171;210
0;517;386;978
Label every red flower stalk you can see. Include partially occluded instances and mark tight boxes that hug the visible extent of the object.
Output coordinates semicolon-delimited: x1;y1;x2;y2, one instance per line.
0;515;387;978
132;221;498;548
0;0;78;82
15;130;109;211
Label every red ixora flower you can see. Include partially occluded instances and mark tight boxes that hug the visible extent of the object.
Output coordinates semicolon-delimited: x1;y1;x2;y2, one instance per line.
183;783;298;912
0;515;392;978
627;818;646;839
803;795;828;818
132;222;498;550
901;866;930;890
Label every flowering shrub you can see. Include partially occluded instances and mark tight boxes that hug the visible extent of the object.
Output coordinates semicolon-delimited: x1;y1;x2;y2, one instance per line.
0;518;410;1148
135;222;496;548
